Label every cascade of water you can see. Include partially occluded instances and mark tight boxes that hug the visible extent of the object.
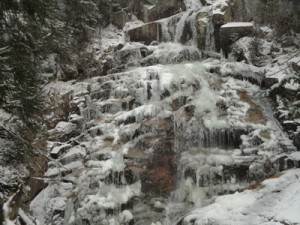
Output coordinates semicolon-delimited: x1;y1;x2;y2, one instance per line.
189;12;200;46
174;12;191;43
157;0;211;49
205;16;216;51
160;18;173;42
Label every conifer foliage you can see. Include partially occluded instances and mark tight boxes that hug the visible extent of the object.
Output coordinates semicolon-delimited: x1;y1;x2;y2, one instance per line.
0;0;52;129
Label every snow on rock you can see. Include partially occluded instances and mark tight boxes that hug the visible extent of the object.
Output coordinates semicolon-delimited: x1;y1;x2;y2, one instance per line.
264;51;300;89
53;121;77;137
0;109;11;123
203;58;265;85
230;36;272;66
0;166;21;198
50;143;72;159
183;169;300;225
30;182;73;225
100;24;124;50
290;152;300;161
221;22;253;28
284;78;299;91
44;161;83;177
208;0;229;9
44;80;75;96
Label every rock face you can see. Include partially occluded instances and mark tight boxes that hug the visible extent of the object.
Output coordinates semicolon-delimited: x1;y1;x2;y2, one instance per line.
127;22;160;45
196;7;215;50
138;0;183;23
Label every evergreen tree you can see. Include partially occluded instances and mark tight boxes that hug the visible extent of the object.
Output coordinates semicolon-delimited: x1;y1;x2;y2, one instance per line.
0;0;59;166
0;0;53;129
64;0;101;48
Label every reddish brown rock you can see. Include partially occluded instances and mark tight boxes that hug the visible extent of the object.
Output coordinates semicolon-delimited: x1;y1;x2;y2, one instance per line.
171;96;188;111
237;90;266;125
136;136;175;155
141;154;179;196
139;116;174;134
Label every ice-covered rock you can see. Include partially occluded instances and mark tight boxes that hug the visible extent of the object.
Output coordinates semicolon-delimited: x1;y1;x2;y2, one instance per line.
29;2;300;225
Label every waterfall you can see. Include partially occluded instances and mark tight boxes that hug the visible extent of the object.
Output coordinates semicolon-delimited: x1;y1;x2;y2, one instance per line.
30;1;299;225
154;2;214;51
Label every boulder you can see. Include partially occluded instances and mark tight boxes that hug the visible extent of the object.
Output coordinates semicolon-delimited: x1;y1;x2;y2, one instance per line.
49;121;79;142
130;134;177;197
58;65;79;81
263;77;279;89
283;84;299;102
230;37;272;66
220;22;254;56
50;144;72;159
282;121;300;132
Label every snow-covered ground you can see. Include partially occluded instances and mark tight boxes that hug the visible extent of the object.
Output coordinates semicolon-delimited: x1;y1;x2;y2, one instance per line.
183;168;300;225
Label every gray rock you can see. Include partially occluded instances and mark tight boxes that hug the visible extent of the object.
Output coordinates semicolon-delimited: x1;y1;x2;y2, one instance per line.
139;0;182;23
127;22;161;45
112;11;129;29
231;0;300;34
58;65;79;81
220;22;254;56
